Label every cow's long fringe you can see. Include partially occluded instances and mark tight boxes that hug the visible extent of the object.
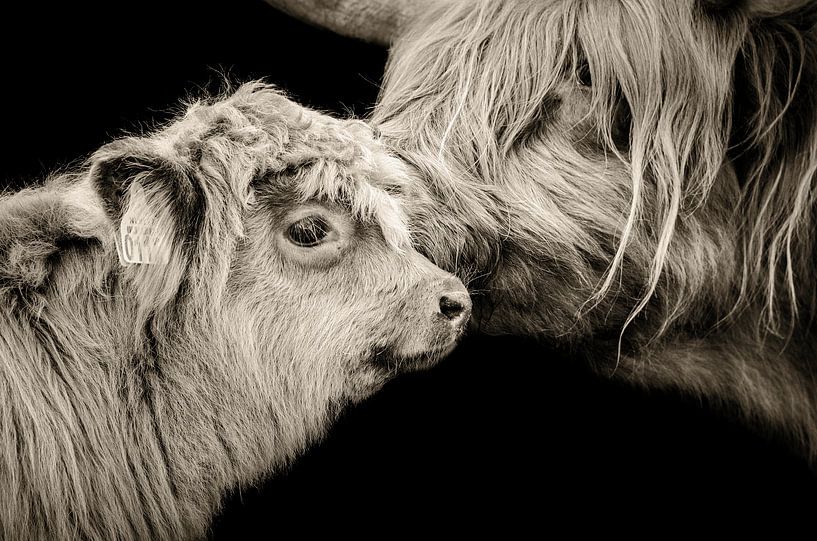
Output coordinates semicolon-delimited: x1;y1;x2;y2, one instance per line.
377;0;816;338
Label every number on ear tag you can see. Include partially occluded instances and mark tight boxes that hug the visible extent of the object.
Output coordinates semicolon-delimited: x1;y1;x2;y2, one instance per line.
114;186;171;266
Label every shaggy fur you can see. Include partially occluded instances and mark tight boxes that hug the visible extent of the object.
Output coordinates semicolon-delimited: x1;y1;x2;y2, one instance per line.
0;83;470;539
267;0;817;463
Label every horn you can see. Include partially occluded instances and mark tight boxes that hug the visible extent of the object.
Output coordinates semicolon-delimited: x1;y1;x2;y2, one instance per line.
263;0;430;46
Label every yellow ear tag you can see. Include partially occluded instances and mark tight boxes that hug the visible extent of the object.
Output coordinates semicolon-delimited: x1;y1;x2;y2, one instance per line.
114;185;172;266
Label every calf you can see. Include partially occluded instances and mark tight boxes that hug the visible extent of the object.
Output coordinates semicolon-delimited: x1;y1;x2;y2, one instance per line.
0;83;470;539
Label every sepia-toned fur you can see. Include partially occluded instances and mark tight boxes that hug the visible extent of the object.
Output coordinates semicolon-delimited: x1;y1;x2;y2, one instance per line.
0;83;470;539
266;0;817;463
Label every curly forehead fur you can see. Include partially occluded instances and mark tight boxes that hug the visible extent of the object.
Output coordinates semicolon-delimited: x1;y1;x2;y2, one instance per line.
142;82;411;250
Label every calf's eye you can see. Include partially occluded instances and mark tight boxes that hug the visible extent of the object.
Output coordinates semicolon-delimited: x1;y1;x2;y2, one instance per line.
287;216;332;247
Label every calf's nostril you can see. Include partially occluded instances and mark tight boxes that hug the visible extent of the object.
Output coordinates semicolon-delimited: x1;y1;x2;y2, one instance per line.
439;293;468;321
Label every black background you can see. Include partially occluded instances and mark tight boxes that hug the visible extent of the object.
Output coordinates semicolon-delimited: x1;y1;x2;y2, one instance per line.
2;0;816;535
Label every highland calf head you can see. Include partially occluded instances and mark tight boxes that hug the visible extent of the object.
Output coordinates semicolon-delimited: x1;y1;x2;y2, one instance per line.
0;83;470;539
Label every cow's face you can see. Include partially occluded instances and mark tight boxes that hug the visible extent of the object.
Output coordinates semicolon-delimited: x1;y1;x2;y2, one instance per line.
365;0;813;348
368;0;755;341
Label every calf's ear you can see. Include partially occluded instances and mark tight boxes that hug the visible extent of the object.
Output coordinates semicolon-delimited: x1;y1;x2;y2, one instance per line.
90;139;203;264
89;139;204;310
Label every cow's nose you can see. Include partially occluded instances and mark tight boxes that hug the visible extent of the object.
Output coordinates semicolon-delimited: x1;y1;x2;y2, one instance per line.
438;291;471;326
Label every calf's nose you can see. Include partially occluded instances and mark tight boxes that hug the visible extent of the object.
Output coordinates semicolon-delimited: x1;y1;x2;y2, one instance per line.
437;289;471;327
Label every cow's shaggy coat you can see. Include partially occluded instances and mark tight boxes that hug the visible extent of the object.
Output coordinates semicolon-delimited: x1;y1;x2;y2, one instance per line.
266;0;817;463
0;83;469;539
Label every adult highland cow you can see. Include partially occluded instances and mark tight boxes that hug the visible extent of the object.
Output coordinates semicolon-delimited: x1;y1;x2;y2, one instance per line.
0;83;470;539
266;0;817;463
